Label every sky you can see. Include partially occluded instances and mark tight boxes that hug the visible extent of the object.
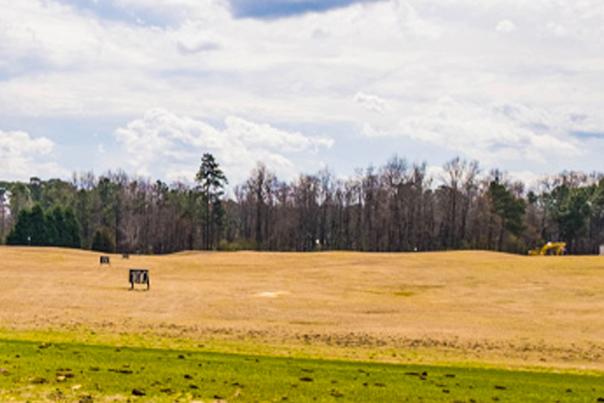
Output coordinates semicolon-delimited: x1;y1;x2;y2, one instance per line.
1;0;603;186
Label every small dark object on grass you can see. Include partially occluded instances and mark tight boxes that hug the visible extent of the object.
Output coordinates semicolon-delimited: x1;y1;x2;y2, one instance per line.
445;374;456;378
184;374;193;379
299;377;313;382
442;389;450;394
79;395;94;403
331;390;344;398
131;389;145;396
160;388;173;394
494;385;507;390
89;367;100;372
189;384;199;389
31;377;48;384
109;368;132;375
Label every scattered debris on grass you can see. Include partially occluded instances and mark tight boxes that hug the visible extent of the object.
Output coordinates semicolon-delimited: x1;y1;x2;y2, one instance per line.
30;377;48;384
131;388;145;396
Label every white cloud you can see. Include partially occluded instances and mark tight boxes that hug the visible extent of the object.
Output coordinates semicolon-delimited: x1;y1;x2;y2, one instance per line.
0;0;443;121
508;170;543;189
114;109;333;183
390;97;580;164
0;130;66;180
496;19;516;33
0;0;603;179
354;92;389;114
545;22;568;37
391;0;442;39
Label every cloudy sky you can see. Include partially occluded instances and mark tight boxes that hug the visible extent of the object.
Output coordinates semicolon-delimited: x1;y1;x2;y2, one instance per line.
1;0;603;185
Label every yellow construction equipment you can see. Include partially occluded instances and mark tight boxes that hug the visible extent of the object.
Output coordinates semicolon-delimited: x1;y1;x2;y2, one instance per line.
529;242;567;256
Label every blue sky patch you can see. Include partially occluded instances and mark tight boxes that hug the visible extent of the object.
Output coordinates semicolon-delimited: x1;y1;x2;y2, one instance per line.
56;0;173;26
572;131;604;140
58;0;381;23
229;0;382;18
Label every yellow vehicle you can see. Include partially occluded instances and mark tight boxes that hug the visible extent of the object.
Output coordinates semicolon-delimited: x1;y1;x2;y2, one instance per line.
529;242;567;256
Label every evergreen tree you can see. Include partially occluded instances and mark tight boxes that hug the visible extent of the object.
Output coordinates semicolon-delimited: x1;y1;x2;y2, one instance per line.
6;204;47;246
27;205;47;246
7;209;32;245
46;206;63;246
195;153;228;250
551;185;592;251
64;208;82;248
6;204;81;248
488;179;526;250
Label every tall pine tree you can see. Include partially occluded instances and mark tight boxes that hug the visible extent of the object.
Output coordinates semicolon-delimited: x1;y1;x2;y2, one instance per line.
195;153;228;250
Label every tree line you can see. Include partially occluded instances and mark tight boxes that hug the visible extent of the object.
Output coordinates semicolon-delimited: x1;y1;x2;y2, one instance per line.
1;154;603;254
6;204;81;248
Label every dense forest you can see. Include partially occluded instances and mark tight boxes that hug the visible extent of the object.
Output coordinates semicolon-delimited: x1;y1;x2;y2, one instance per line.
1;154;603;255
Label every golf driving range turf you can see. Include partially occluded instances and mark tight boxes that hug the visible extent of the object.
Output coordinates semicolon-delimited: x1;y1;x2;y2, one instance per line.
1;247;603;401
0;337;602;402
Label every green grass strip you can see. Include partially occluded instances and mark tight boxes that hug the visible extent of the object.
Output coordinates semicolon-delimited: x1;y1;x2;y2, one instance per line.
0;338;603;402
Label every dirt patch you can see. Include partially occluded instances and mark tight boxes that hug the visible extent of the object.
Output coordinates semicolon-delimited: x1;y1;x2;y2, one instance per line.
254;291;290;298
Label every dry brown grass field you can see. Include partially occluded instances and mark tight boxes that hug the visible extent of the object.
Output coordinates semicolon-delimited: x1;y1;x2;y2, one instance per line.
1;246;603;371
